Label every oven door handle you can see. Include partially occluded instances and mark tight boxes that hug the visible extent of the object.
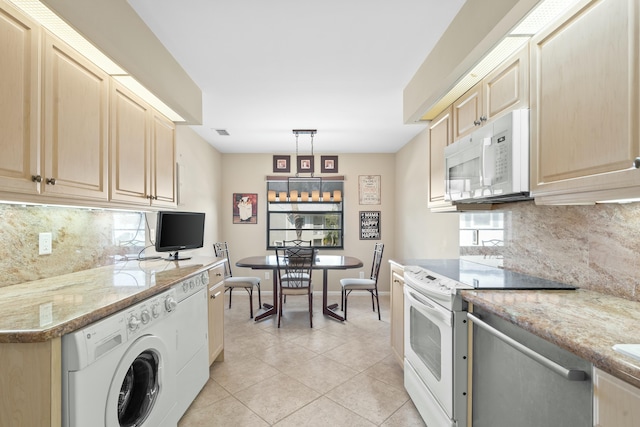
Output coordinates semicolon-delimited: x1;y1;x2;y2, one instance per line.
405;289;452;327
467;313;587;381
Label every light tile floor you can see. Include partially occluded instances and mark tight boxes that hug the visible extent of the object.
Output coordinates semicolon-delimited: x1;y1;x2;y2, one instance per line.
178;292;426;426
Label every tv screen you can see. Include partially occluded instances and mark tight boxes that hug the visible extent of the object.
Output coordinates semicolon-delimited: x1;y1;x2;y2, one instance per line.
155;211;205;260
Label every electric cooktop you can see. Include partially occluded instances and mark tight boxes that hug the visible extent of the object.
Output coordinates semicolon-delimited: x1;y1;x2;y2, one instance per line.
408;259;577;290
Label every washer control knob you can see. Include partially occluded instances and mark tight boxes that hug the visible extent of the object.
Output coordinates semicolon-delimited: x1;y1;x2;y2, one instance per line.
151;303;161;318
165;296;178;312
182;282;189;292
127;315;141;331
141;310;151;324
189;280;195;289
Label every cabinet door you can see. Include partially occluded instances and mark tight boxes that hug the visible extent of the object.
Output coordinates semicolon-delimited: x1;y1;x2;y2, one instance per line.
594;368;640;427
428;106;453;209
484;44;529;121
389;265;404;368
110;81;151;205
0;2;39;195
531;0;640;203
150;111;176;207
42;32;109;201
453;82;483;140
208;266;225;365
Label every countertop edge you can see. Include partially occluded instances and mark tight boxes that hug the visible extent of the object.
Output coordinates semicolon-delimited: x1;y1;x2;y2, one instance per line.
0;258;226;344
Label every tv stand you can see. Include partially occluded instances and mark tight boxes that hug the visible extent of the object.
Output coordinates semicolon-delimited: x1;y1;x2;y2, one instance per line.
164;252;192;261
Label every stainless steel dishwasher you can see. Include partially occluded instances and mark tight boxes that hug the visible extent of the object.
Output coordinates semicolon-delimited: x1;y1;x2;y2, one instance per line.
468;307;592;427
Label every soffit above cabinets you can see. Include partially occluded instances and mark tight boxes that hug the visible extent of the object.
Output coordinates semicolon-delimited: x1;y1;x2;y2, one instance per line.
404;0;583;123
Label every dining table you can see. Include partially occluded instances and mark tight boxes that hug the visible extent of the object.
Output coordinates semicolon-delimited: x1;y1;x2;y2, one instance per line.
236;254;363;322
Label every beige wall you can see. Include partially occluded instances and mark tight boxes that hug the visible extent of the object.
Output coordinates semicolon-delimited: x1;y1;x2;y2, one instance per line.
394;128;459;260
220;153;396;293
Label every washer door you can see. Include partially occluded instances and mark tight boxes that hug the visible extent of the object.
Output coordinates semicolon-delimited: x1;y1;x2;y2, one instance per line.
106;334;176;427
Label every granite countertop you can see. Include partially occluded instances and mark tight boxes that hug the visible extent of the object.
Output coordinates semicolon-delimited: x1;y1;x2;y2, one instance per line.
461;288;640;389
0;256;224;343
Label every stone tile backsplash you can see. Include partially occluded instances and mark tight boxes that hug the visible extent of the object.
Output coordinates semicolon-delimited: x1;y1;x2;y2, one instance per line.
0;204;147;287
474;201;640;301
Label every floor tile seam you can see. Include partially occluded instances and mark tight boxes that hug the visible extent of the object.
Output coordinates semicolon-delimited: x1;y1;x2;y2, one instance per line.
225;393;273;426
377;398;415;427
322;391;385;426
211;367;281;395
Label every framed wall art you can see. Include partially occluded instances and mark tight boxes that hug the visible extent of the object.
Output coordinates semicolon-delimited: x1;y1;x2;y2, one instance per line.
358;175;381;205
297;155;315;174
321;155;338;173
233;193;258;224
359;211;381;240
273;155;290;173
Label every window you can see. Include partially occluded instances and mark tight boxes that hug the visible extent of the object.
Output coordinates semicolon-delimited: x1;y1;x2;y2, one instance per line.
266;178;344;249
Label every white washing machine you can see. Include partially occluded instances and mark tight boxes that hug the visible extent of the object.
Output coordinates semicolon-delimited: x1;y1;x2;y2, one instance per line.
62;288;179;427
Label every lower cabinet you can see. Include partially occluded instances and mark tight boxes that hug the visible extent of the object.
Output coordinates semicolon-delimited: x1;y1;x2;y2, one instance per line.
593;367;640;427
390;263;404;368
208;264;225;365
0;338;61;427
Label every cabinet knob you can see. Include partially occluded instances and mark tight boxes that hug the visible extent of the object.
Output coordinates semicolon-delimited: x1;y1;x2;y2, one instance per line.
634;158;640;169
46;178;56;185
480;115;487;122
31;175;42;183
474;119;481;126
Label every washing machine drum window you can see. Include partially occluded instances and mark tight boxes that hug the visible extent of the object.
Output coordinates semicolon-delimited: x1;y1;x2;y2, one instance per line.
118;350;160;427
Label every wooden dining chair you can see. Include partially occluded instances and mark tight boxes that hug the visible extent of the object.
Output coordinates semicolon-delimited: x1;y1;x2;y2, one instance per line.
275;245;315;328
340;243;384;320
213;242;261;318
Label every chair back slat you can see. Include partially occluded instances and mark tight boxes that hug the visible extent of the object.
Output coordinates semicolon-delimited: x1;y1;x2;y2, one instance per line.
369;243;385;283
276;246;315;289
282;239;312;247
213;242;233;278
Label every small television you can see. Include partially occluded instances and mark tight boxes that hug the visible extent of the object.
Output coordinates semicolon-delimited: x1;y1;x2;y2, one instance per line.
155;211;205;261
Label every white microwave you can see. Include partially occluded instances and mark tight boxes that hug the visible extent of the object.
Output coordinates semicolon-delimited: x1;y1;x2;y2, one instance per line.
444;109;530;203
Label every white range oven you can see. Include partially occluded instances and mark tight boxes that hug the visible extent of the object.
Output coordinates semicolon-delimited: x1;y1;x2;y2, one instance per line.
403;266;470;427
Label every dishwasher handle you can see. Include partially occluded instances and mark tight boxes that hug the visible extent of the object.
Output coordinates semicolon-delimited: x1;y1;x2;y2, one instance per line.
467;313;587;381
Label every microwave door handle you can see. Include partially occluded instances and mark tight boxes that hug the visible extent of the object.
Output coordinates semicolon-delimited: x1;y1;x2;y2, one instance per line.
406;289;452;326
481;137;491;188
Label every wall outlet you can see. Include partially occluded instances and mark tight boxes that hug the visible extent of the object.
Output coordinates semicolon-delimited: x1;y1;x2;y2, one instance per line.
265;271;270;280
150;228;156;242
39;232;52;255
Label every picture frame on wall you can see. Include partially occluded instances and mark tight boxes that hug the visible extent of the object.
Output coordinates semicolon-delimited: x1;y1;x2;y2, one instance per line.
233;193;258;224
273;155;290;173
359;211;381;240
358;175;381;205
321;155;338;173
297;155;315;174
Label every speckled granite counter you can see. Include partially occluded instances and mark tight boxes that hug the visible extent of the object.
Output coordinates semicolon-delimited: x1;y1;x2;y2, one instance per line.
0;256;223;343
461;289;640;389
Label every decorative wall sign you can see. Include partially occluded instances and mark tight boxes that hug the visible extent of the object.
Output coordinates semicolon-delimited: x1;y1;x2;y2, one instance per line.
321;155;338;173
359;211;381;240
233;193;258;224
297;155;315;174
273;155;290;173
358;175;381;205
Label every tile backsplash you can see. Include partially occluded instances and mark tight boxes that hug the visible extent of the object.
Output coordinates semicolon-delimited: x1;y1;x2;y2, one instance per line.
461;201;640;301
0;204;147;287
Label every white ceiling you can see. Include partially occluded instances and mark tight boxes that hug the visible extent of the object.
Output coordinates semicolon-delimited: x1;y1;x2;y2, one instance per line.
128;0;466;154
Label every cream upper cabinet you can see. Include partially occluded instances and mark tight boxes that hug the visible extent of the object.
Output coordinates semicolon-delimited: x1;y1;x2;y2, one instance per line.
110;81;176;207
42;32;109;201
390;264;404;368
110;81;151;205
530;0;640;204
593;367;640;427
0;1;40;195
484;44;529;122
428;105;453;210
150;111;177;207
453;82;484;140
